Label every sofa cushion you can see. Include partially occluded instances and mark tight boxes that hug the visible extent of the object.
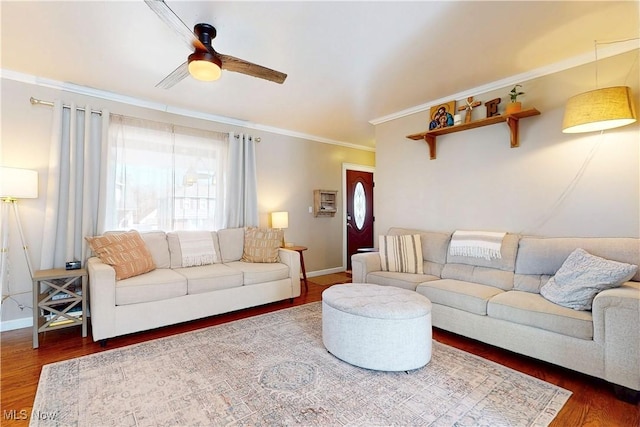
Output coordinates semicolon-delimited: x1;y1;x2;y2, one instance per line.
387;227;451;265
513;274;552;294
379;234;424;274
217;227;246;262
540;248;637;310
515;237;640;283
175;264;243;294
442;233;519;291
441;263;515;291
241;227;283;263
487;291;593;340
86;231;156;280
139;231;171;269
416;279;504;315
167;231;220;268
366;271;440;291
225;261;290;285
115;269;187;305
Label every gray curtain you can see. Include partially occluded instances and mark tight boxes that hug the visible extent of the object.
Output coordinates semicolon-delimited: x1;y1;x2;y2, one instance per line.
224;133;258;228
40;101;109;269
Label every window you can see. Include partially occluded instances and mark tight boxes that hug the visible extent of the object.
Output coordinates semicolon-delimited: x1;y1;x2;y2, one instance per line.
105;116;229;231
353;182;366;230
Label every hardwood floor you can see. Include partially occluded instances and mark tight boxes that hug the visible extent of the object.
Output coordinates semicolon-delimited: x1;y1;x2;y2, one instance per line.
2;274;639;426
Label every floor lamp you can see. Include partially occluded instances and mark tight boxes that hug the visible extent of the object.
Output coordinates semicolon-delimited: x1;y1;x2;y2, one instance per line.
1;167;38;303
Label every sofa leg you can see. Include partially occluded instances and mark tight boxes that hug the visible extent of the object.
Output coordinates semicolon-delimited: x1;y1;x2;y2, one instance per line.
289;298;294;304
613;384;640;403
99;339;108;348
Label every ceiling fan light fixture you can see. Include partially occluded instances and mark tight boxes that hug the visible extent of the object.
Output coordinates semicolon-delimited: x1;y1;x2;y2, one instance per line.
188;51;222;81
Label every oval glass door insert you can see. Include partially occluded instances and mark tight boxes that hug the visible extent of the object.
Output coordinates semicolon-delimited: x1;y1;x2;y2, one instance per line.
353;182;366;230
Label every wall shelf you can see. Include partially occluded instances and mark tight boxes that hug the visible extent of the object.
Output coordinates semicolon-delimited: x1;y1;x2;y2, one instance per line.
406;108;540;159
314;190;338;217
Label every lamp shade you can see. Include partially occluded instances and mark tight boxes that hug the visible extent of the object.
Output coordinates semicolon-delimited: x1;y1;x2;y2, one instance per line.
271;211;289;229
0;167;38;199
562;86;637;133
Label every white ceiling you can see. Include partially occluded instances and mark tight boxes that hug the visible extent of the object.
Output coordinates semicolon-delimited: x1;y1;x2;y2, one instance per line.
1;1;638;149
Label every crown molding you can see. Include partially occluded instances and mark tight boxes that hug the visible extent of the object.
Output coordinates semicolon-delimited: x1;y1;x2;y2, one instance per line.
369;39;639;126
0;69;374;152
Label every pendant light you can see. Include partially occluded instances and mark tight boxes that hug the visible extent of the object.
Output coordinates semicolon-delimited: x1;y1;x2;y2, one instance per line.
562;40;637;134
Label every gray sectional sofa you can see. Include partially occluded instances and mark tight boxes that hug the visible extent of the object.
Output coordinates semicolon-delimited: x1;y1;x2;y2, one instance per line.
87;228;301;343
351;227;640;399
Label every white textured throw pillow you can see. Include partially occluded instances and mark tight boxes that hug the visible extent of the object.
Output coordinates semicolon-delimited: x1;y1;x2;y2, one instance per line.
379;234;424;274
540;248;638;310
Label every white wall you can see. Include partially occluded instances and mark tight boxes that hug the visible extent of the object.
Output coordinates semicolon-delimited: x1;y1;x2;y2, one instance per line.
374;50;639;239
0;77;374;329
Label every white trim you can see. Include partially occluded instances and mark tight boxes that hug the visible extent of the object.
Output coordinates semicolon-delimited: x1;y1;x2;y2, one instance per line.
0;69;374;152
342;163;376;270
250;123;374;152
4;40;636;151
1;316;32;332
369;40;640;125
307;266;346;277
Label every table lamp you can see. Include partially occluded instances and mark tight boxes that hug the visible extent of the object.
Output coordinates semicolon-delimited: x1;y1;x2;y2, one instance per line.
271;211;289;247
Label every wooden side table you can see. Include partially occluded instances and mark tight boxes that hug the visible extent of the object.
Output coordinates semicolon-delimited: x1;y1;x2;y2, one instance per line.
288;246;308;292
32;268;87;348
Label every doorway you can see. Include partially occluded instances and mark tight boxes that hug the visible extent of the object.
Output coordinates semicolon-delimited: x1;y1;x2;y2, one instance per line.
343;165;375;271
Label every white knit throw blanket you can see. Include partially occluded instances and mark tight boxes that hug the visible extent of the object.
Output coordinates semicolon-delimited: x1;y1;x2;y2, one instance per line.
449;230;506;260
176;231;216;267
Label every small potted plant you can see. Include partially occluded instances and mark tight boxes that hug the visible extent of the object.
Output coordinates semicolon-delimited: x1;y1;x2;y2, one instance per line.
506;85;524;114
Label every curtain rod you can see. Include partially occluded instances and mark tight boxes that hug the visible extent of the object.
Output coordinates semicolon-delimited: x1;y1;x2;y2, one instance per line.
234;134;261;143
30;96;103;115
31;96;261;142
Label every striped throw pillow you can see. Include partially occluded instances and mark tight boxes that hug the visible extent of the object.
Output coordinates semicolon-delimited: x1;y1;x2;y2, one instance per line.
379;234;424;274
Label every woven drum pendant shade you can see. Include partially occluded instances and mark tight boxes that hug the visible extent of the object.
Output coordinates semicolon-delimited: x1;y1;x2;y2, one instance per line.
562;86;637;133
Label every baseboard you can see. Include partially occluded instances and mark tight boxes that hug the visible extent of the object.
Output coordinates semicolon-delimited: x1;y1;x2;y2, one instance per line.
1;316;32;332
307;267;346;278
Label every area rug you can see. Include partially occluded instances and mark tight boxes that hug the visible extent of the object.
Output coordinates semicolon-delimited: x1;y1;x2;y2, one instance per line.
31;302;570;426
309;273;351;286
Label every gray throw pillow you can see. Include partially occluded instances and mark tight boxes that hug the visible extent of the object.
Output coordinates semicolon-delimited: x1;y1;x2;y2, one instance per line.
540;248;638;310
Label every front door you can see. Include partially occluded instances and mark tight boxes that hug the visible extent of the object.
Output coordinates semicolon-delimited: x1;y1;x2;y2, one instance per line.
346;169;374;270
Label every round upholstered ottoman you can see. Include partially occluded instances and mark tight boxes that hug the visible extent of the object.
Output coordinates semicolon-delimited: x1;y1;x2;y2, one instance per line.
322;283;432;371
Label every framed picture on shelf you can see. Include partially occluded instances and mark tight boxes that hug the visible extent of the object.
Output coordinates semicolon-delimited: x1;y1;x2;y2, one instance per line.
429;101;456;130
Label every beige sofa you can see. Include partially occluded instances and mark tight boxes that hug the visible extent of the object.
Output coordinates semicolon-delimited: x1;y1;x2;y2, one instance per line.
351;227;640;400
87;228;301;344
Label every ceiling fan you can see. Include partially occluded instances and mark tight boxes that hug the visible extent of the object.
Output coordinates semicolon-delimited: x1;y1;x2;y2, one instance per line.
144;0;287;88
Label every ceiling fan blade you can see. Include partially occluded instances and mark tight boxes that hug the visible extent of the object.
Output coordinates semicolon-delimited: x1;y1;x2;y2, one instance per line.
156;61;189;89
144;0;206;51
218;53;287;84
